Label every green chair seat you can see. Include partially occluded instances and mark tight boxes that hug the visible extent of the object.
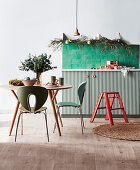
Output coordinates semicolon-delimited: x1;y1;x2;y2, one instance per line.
57;102;79;107
20;106;47;113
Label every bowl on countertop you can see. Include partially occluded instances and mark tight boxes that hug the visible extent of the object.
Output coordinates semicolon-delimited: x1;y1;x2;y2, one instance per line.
22;80;37;86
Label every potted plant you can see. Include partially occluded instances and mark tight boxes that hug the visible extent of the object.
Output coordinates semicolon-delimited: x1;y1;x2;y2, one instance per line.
19;53;57;85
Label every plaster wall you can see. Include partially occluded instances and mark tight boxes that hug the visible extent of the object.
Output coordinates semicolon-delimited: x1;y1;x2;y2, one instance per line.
0;0;140;113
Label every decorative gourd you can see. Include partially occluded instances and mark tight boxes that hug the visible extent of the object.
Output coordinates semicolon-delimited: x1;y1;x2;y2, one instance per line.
9;79;24;86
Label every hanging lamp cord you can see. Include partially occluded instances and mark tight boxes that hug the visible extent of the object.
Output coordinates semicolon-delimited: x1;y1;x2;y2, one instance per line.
76;0;78;29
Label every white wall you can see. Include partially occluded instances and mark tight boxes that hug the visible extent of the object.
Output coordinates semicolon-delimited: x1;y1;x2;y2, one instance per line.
0;0;140;113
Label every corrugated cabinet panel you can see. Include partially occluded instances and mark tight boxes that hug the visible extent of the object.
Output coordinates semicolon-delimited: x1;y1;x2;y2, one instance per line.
62;71;140;116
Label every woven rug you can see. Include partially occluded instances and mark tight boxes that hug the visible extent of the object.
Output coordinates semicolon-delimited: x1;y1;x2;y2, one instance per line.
93;122;140;141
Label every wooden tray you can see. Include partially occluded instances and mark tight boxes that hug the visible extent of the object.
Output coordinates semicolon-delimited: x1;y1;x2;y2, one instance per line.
46;83;58;87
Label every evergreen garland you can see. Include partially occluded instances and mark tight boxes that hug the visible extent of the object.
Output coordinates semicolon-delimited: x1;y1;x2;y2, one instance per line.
48;35;132;56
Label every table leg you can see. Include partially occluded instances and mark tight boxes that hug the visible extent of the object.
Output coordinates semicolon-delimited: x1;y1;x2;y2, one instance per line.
52;90;63;127
9;90;20;136
48;90;61;136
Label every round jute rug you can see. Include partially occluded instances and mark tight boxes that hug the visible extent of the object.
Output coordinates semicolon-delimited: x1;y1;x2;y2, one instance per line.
93;123;140;141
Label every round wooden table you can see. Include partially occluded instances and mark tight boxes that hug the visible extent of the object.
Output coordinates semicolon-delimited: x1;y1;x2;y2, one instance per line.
43;84;72;136
0;84;72;136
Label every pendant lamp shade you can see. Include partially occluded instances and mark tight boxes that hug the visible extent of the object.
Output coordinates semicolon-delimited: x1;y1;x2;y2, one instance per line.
74;28;80;36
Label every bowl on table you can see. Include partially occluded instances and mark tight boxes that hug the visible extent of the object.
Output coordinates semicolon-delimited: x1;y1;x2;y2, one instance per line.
22;80;37;86
9;79;24;86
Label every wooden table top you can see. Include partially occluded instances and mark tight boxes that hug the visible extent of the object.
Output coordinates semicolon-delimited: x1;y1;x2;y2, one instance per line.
0;84;72;91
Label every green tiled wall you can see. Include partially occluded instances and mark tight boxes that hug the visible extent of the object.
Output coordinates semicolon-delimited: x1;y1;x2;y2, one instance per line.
62;43;139;69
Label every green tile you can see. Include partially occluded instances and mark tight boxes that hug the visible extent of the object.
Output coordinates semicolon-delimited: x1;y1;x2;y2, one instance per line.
62;44;139;69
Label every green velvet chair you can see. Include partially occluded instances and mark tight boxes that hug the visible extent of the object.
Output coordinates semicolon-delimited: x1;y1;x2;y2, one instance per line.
54;81;87;134
15;86;49;142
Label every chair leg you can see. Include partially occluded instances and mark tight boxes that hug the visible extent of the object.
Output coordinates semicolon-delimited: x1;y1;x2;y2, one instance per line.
80;107;85;129
53;107;60;133
53;123;56;133
21;111;23;135
15;112;22;142
79;107;84;134
44;110;49;142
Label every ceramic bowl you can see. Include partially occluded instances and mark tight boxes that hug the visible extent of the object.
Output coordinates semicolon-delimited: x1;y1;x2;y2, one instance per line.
22;80;36;86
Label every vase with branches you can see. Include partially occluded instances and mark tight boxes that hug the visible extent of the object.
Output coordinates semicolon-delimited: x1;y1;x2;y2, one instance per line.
19;53;57;85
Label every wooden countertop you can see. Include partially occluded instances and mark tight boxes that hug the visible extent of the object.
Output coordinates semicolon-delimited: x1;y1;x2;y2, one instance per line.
62;69;140;72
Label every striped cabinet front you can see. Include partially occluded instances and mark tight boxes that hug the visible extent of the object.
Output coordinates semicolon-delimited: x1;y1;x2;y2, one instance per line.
62;70;140;117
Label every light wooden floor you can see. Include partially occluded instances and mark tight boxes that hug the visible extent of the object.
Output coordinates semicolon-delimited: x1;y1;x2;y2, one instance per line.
0;113;140;170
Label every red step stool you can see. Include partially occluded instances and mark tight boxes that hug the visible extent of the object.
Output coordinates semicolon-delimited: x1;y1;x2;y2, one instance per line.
90;92;128;125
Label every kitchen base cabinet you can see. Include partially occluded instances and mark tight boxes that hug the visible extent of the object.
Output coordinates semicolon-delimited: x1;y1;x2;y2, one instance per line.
62;70;140;117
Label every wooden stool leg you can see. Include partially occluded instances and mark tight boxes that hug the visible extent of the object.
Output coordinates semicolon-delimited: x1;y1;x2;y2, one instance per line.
105;94;115;120
90;93;103;122
116;93;129;123
104;93;114;125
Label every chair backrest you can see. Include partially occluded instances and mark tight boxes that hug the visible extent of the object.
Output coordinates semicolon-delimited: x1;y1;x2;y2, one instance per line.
17;86;48;112
78;81;87;105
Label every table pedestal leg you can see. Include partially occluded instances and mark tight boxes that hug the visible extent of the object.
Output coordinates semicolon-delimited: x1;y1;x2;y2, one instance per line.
48;90;61;136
